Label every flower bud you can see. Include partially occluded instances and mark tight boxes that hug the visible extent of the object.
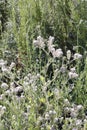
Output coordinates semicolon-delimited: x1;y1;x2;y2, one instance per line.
67;50;71;60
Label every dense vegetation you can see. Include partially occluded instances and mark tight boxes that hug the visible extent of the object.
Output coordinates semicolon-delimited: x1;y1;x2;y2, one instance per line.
0;0;87;130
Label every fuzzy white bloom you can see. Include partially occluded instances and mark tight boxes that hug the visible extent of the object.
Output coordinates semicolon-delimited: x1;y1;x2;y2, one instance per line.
1;66;10;74
47;36;55;53
9;62;16;70
36;73;40;78
70;67;76;72
52;110;56;115
70;108;77;118
29;79;33;84
67;50;71;60
76;119;82;126
36;116;43;125
54;117;58;123
10;82;16;88
0;94;5;101
74;53;82;60
27;73;32;77
23;81;29;87
24;76;29;82
48;36;54;45
33;40;39;47
0;105;6;117
2;106;6;111
60;66;66;73
84;119;87;123
77;105;83;111
64;107;70;113
45;113;50;120
0;59;7;67
27;105;31;113
1;83;9;90
52;48;63;58
48;44;55;53
14;86;23;94
33;36;45;48
49;110;56;115
64;99;70;106
68;72;78;79
49;110;53;115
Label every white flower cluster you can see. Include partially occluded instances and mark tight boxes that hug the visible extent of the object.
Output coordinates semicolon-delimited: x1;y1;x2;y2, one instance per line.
33;36;63;58
1;82;9;90
0;59;16;74
68;67;78;79
47;36;63;58
9;62;16;70
48;36;55;53
68;71;78;79
0;105;6;117
45;110;56;121
52;48;63;58
74;53;82;60
0;59;7;67
0;59;9;73
64;103;83;119
10;85;23;95
23;73;40;92
33;36;45;49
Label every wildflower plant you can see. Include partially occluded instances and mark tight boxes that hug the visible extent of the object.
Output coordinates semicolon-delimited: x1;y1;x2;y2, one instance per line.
0;0;87;130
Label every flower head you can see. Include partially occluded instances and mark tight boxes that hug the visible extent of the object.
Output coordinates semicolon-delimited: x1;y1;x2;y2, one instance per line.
48;36;54;45
1;83;9;90
1;66;10;74
60;65;67;73
74;53;82;60
67;50;71;60
48;44;55;53
0;59;7;67
9;62;16;70
33;36;45;48
52;48;63;58
70;67;76;73
68;71;78;79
